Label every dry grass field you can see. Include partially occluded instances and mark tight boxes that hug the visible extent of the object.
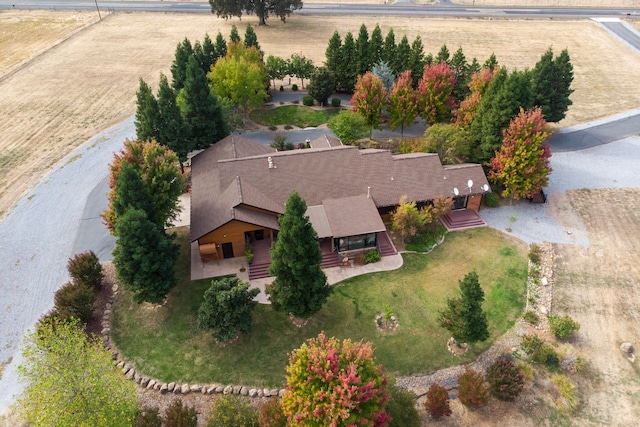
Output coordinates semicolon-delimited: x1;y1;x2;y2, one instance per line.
2;10;640;222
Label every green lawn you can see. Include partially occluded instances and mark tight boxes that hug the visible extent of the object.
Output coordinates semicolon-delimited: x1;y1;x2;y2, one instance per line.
248;105;341;128
111;227;527;388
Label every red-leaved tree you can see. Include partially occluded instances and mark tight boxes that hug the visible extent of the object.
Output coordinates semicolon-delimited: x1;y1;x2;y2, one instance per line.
282;332;391;427
387;71;419;136
351;72;388;138
489;107;552;199
416;62;455;125
425;383;452;419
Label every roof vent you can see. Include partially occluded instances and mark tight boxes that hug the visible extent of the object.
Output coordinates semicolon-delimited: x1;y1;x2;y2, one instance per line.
268;156;276;169
367;186;371;198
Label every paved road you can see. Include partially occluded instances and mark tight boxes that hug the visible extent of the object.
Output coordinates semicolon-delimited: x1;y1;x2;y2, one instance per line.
1;0;639;19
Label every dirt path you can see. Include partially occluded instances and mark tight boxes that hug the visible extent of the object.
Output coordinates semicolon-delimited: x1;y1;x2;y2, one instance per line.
552;188;640;425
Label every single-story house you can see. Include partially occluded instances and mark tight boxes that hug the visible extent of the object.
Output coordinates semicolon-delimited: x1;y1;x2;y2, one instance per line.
190;135;490;279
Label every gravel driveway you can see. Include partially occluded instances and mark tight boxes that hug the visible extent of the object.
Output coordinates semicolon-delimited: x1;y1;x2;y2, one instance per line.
0;117;133;413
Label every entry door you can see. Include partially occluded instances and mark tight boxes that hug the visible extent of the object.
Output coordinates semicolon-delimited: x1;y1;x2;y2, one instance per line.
221;242;234;259
453;195;467;210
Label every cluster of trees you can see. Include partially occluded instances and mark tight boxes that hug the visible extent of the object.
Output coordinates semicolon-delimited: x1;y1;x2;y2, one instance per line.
136;24;270;157
265;52;316;90
335;30;571;198
209;0;303;26
391;195;453;242
104;139;184;304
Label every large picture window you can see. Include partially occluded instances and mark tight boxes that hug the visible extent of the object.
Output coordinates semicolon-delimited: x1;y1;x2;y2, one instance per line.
336;233;377;252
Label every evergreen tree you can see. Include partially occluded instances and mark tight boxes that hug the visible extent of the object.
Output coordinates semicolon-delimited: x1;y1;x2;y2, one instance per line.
371;60;395;92
214;31;227;59
197;276;259;342
532;47;574;123
424;53;434;67
182;56;229;149
438;271;489;345
484;53;498;71
450;47;471;104
202;33;218;71
193;39;205;74
369;24;384;66
382;28;397;70
394;35;411;76
170;38;193;91
112;162;156;228
324;31;342;71
355;23;370;77
113;208;178;304
229;23;241;44
244;23;261;51
436;44;451;65
340;31;358;92
134;78;159;142
267;192;330;318
156;73;190;171
408;35;425;87
307;67;335;106
475;69;534;164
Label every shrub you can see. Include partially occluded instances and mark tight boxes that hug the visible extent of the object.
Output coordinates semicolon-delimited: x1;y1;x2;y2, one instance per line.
67;250;103;290
136;408;162;427
486;356;525;401
164;399;198;427
517;361;535;382
268;125;277;131
284;124;293;130
53;281;96;323
457;368;490;407
291;84;298;91
364;249;381;264
528;243;542;264
258;397;286;427
302;95;313;106
279;85;284;91
331;97;341;107
270;131;287;150
284;142;295;151
206;395;258;427
386;383;420;427
521;333;559;371
523;310;539;325
484;192;499;207
551;374;578;413
521;334;546;358
292;99;299;104
549;314;580;339
425;383;452;419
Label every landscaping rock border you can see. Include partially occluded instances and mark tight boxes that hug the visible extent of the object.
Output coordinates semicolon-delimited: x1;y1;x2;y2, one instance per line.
101;283;285;400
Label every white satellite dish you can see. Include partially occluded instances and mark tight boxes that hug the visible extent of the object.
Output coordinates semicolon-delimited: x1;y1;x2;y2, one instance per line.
482;184;489;191
467;179;474;188
453;187;459;196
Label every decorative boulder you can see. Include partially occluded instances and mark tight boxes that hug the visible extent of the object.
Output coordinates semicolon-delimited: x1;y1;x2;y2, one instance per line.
621;342;634;354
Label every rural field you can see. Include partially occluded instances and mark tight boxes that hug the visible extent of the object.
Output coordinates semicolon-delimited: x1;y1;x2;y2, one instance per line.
2;7;640;425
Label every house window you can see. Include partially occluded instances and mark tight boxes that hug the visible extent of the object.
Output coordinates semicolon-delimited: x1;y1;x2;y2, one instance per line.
336;233;378;252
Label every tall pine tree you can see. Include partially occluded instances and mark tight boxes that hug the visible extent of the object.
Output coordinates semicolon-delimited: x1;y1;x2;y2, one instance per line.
369;24;384;66
394;35;411;76
438;271;489;345
244;23;261;51
134;78;159;142
267;192;330;318
355;23;370;77
408;35;425;87
156;73;190;172
450;47;471;104
532;47;574;123
382;28;397;70
182;56;229;149
111;162;156;228
170;38;193;91
214;31;227;59
113;208;178;304
325;31;343;89
341;32;358;92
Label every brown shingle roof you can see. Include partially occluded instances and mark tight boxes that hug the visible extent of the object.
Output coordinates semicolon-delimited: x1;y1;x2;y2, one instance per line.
322;195;386;238
191;137;490;241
